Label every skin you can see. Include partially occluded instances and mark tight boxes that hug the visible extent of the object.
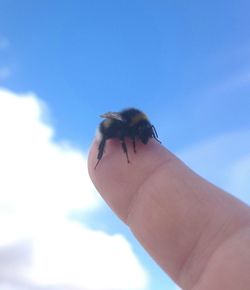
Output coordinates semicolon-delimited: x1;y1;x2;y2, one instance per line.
88;139;250;290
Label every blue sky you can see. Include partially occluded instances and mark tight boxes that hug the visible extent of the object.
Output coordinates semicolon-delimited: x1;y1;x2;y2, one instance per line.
0;1;250;290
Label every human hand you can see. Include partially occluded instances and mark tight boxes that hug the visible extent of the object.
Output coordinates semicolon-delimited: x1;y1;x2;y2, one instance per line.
88;139;250;290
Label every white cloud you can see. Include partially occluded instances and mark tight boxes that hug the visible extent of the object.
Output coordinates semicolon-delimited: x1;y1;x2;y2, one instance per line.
0;88;97;219
29;220;146;289
0;88;148;290
178;130;250;205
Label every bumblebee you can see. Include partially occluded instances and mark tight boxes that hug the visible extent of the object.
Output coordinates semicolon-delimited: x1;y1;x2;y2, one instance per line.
95;108;160;169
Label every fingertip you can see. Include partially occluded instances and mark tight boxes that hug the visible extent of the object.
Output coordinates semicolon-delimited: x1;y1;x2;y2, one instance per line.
88;138;171;221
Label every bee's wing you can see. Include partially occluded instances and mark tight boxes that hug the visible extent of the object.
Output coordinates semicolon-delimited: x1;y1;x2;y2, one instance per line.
100;112;123;121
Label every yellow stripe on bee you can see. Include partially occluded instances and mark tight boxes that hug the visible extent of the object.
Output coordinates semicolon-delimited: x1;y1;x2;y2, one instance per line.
102;119;112;128
130;113;148;126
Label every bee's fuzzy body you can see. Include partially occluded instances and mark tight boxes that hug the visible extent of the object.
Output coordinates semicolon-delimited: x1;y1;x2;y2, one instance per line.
95;108;160;169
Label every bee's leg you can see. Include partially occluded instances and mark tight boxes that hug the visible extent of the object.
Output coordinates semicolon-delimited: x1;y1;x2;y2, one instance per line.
132;136;136;153
120;137;130;163
95;137;106;169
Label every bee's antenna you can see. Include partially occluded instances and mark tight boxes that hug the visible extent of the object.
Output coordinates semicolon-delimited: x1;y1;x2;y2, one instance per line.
152;125;158;137
152;125;161;143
